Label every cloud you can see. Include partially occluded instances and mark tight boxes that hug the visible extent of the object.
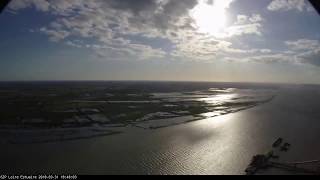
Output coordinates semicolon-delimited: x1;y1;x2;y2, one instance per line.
40;27;70;42
223;38;320;67
249;14;263;23
298;48;320;67
235;14;263;25
246;53;295;64
223;14;264;37
235;15;249;25
267;0;312;12
247;38;320;67
65;40;83;48
226;23;262;37
9;0;50;11
9;0;198;59
8;0;269;62
285;39;319;50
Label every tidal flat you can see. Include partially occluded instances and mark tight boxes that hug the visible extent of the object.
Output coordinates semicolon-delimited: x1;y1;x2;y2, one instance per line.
0;81;276;144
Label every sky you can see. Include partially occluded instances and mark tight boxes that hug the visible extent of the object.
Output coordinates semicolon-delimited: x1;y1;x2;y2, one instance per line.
0;0;320;84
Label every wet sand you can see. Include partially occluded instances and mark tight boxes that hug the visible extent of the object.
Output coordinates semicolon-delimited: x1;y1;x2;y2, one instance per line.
1;85;320;175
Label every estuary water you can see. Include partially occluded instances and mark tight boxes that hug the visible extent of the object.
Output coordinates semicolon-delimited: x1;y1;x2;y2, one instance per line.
1;82;320;175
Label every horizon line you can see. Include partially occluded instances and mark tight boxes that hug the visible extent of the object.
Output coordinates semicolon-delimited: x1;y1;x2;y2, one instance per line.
0;80;319;86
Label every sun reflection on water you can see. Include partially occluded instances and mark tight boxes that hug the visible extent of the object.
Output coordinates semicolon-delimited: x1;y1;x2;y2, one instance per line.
198;93;238;105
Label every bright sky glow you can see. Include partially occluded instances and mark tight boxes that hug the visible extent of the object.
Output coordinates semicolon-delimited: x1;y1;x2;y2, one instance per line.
191;0;229;36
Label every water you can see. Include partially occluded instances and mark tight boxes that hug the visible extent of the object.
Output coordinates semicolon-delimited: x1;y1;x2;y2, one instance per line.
1;82;320;174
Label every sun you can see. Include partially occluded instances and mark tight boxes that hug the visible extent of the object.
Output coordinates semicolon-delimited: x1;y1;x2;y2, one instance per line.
191;0;230;36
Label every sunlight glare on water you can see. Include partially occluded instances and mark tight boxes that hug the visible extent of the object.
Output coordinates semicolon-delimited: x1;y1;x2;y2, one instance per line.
198;93;238;105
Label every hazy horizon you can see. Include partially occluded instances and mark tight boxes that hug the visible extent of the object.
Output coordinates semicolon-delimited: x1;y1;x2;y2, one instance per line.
1;79;319;85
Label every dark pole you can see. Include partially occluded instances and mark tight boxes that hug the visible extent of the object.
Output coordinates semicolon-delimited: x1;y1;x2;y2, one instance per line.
309;0;320;15
0;0;11;14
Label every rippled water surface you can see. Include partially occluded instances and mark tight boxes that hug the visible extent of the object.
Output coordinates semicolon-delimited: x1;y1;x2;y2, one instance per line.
1;82;320;175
